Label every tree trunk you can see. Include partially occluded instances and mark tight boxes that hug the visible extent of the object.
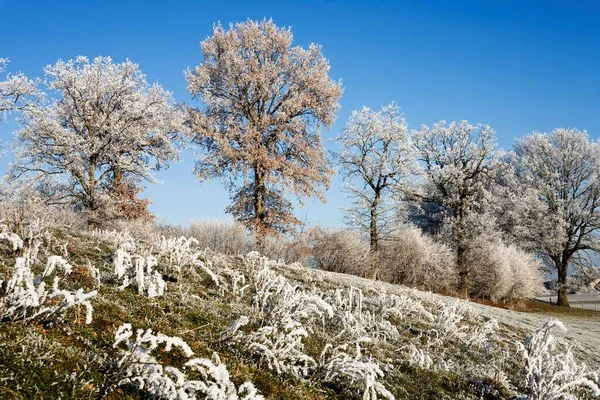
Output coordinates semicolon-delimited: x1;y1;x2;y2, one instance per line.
254;167;267;253
556;258;570;307
368;190;381;280
457;243;469;299
113;167;123;189
87;161;97;231
456;201;469;298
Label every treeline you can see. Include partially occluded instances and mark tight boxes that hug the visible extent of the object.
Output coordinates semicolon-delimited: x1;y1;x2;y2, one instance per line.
1;19;599;307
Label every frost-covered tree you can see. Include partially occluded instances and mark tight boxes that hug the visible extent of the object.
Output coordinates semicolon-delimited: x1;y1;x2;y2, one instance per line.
508;128;600;307
187;19;342;249
336;103;415;279
12;56;187;229
0;58;41;120
412;120;499;298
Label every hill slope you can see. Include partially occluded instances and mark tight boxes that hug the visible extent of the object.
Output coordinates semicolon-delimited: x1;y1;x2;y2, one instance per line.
0;227;598;399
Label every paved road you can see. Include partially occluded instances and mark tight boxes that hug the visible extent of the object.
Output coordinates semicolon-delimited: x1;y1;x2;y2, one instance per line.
535;293;600;311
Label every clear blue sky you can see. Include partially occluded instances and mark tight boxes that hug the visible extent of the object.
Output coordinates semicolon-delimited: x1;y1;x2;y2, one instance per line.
1;0;599;227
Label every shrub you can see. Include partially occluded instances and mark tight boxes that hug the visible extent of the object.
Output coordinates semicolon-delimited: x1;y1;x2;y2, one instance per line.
517;320;600;399
310;228;369;276
378;227;456;293
467;238;543;301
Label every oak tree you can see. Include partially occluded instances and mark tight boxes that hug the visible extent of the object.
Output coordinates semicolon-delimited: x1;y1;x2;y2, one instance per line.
13;56;186;229
187;19;342;249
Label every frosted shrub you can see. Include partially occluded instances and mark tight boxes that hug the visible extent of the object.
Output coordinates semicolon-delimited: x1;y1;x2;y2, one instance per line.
89;229;136;251
113;323;264;399
374;291;434;322
467;238;543;301
1;252;97;324
251;266;332;327
187;219;247;255
517;320;600;400
330;287;401;342
0;231;24;251
504;245;544;299
311;228;370;276
113;248;166;297
154;235;200;281
220;268;249;299
378;227;456;293
238;317;316;378
402;343;453;372
320;341;395;400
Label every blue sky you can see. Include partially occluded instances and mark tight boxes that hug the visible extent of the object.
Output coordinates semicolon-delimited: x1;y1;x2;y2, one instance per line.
1;0;599;227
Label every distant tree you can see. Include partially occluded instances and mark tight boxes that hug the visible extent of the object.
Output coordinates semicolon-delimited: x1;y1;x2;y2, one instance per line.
508;128;600;307
186;19;342;250
336;103;415;279
0;58;41;120
412;120;499;298
12;56;186;229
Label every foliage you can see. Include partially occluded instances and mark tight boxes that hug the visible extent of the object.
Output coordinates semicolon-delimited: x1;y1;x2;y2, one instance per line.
12;56;187;228
187;19;342;244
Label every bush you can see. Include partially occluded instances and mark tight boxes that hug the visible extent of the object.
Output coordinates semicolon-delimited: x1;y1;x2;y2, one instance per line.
310;228;369;276
378;227;456;293
260;231;312;265
466;238;543;301
156;220;247;255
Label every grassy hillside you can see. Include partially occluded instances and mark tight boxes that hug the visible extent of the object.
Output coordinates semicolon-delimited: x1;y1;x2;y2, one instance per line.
0;226;598;399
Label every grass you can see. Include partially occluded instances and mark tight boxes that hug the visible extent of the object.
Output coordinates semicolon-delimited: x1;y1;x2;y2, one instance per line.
0;227;598;399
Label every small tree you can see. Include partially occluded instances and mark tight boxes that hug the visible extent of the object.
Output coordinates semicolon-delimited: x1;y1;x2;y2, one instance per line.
509;128;600;307
187;19;342;250
412;120;499;298
12;56;186;229
336;103;414;279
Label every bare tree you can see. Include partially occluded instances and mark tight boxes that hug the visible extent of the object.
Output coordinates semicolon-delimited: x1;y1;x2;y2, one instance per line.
509;128;600;307
186;19;342;250
336;103;415;279
412;120;499;298
12;56;187;229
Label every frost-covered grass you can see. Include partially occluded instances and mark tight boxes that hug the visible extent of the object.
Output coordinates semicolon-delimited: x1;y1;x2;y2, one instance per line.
0;225;599;399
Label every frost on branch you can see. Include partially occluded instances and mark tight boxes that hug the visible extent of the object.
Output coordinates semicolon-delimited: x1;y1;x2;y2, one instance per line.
516;320;600;400
0;57;42;119
1;251;97;324
0;227;24;251
113;323;263;399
